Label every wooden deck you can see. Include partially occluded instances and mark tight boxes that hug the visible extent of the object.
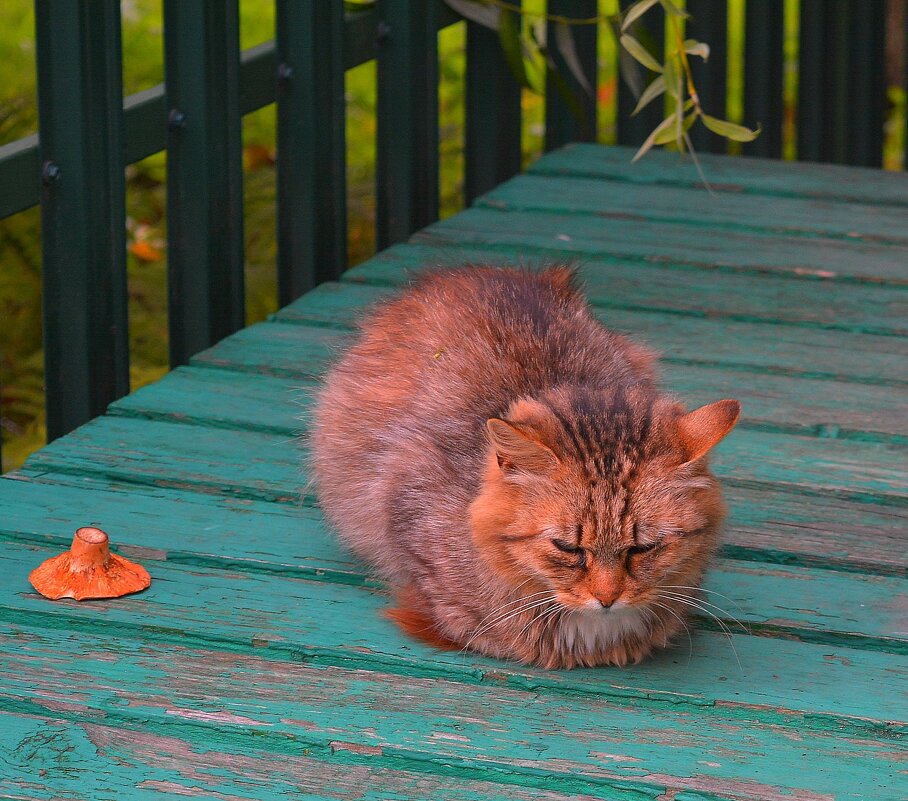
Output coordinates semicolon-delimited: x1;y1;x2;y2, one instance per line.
3;144;906;800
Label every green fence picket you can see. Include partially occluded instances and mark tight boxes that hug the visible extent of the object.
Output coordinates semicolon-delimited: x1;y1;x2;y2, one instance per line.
376;0;440;248
276;0;346;304
545;0;598;151
465;10;523;203
163;0;245;367
686;0;728;154
799;0;885;167
743;0;784;158
34;0;129;442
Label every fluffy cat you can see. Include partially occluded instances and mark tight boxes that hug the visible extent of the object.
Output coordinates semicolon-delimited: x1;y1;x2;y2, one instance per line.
311;266;740;668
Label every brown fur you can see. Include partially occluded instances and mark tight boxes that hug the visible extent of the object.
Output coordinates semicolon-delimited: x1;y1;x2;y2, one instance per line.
311;266;739;669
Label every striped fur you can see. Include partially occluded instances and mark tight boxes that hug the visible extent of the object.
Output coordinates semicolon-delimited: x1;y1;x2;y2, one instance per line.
311;265;738;668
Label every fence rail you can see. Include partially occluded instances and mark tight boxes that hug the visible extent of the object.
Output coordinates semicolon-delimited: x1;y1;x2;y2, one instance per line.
0;0;900;466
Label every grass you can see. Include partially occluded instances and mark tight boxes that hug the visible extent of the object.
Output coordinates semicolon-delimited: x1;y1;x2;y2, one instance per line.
0;0;905;471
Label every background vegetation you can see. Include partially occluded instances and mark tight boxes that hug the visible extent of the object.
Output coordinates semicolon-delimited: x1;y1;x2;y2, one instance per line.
0;0;905;471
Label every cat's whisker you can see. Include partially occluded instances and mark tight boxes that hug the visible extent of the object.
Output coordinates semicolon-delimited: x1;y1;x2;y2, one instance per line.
659;585;748;617
516;602;563;642
637;604;660;636
466;587;556;636
656;592;738;639
657;590;749;634
647;600;693;666
462;600;557;657
656;593;744;673
461;594;559;654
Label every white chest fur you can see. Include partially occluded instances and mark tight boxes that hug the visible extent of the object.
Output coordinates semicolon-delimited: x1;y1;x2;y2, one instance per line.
554;604;649;655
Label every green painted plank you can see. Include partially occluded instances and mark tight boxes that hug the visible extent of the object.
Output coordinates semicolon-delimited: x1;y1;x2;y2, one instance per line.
13;445;908;578
0;609;903;799
0;477;362;584
190;321;348;378
21;417;308;505
340;244;908;338
0;542;905;736
22;407;908;509
3;477;906;656
479;173;908;245
528;142;908;208
0;707;584;801
200;313;908;418
111;359;908;446
418;206;908;284
284;296;908;392
111;366;318;435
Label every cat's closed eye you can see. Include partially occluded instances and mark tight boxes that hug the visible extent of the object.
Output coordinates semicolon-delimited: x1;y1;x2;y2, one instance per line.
552;539;586;568
626;542;659;557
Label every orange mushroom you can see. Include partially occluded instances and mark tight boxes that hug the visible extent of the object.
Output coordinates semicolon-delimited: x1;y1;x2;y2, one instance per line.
29;527;151;601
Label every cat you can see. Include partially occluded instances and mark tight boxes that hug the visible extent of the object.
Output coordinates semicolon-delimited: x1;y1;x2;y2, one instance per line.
311;265;740;668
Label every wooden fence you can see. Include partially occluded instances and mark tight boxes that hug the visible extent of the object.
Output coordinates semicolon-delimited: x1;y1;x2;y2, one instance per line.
0;0;897;465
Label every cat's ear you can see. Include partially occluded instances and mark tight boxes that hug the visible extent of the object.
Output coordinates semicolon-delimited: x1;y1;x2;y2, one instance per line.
676;399;741;462
486;418;559;475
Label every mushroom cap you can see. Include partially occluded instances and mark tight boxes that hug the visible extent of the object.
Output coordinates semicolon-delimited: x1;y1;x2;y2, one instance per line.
29;527;151;601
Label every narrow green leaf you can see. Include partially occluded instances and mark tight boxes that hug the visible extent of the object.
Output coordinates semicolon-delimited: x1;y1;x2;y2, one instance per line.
632;112;678;162
531;17;546;48
632;75;665;116
609;14;644;97
620;33;663;73
683;39;710;60
701;114;762;142
555;22;592;96
655;119;680;145
621;0;660;32
497;9;530;88
443;0;499;29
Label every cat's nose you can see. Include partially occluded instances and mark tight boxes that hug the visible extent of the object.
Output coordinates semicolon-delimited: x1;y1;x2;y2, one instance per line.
599;599;613;609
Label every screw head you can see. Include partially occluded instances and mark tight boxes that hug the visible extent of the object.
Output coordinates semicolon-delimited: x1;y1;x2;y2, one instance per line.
42;161;61;185
168;109;186;130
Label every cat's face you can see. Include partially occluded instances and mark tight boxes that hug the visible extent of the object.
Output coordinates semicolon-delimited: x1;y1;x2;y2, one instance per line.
470;391;739;615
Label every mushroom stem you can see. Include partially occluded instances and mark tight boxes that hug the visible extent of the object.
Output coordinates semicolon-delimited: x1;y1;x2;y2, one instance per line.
69;527;111;571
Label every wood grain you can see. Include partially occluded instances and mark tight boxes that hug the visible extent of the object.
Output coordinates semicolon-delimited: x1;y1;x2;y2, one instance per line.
1;625;903;800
